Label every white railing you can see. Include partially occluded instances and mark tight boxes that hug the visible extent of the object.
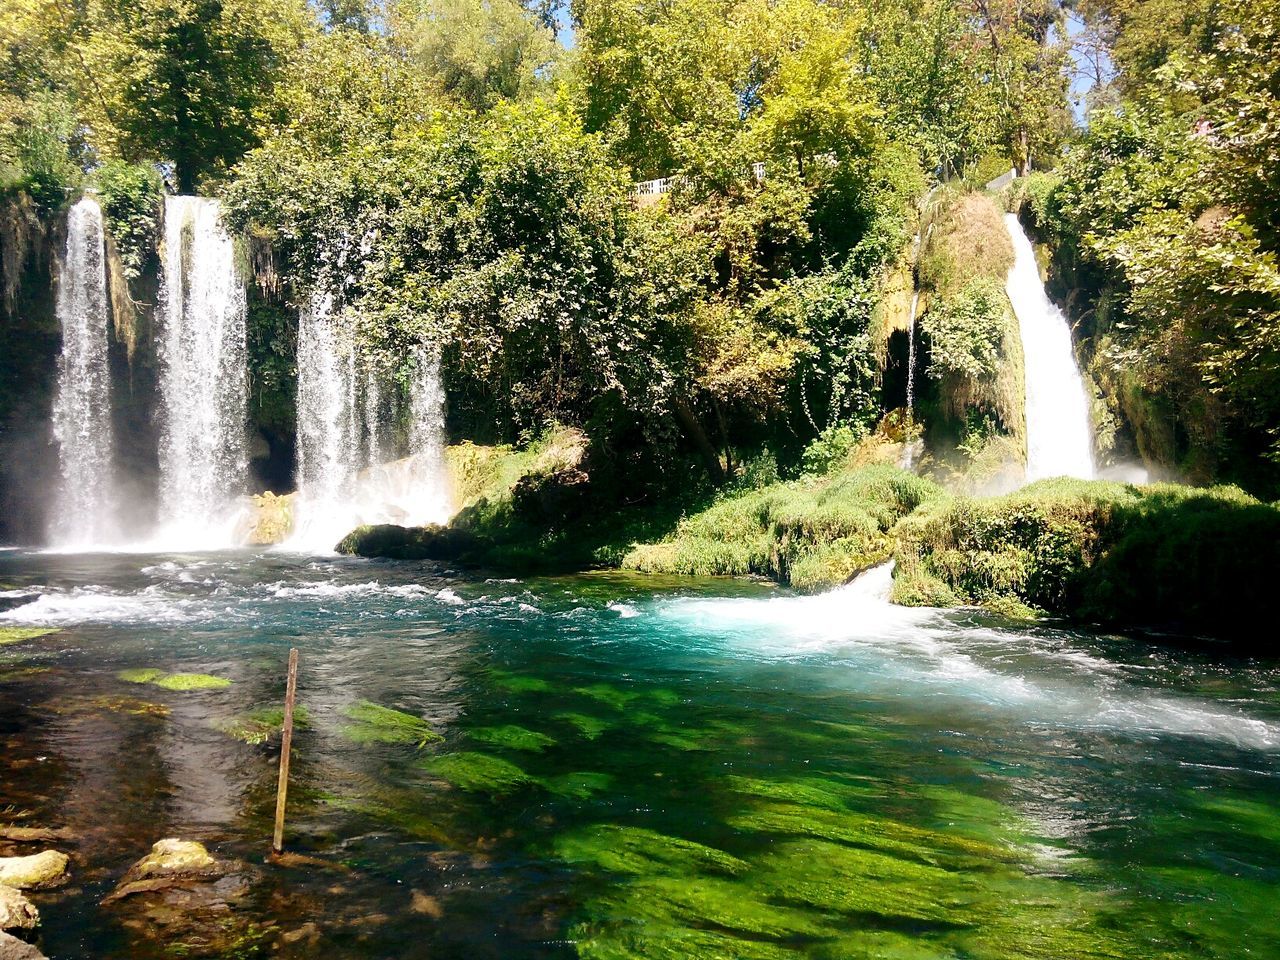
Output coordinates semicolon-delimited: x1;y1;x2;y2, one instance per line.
634;154;837;198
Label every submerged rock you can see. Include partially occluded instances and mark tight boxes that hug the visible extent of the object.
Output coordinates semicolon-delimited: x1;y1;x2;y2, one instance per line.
0;852;68;890
0;931;46;960
0;885;38;934
103;840;265;957
336;522;475;561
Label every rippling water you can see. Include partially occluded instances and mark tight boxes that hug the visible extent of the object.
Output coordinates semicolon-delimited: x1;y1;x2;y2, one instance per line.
1;551;1278;958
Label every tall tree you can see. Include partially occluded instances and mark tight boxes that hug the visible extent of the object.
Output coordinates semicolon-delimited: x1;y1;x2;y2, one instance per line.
78;0;314;192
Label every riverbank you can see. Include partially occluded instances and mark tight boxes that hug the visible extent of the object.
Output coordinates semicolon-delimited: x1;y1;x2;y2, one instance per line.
335;429;1280;648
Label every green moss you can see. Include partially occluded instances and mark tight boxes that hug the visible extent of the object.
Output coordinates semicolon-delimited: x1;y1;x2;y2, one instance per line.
118;668;165;684
0;627;56;646
219;705;310;745
553;825;749;877
341;700;442;748
468;724;556;752
541;771;614;799
152;672;232;691
423;751;534;794
556;712;612;739
624;464;942;591
891;478;1280;644
573;683;641;710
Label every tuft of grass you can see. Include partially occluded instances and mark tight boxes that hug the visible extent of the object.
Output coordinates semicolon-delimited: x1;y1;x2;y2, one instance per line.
892;478;1280;644
468;724;556;753
118;668;165;684
624;464;941;591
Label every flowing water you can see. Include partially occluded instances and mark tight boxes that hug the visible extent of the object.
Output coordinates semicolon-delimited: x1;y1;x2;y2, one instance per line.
155;197;249;547
289;297;451;553
2;552;1278;959
1004;214;1096;481
49;198;118;548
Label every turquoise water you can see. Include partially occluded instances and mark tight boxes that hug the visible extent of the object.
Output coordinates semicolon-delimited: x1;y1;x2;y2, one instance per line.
1;550;1278;958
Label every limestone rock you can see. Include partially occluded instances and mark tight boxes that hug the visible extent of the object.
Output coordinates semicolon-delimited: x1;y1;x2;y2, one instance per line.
103;841;264;958
130;839;216;879
0;829;74;845
0;886;38;934
0;931;46;960
0;852;68;890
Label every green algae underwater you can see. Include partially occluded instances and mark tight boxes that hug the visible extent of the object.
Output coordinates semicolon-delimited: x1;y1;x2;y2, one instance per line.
1;550;1278;959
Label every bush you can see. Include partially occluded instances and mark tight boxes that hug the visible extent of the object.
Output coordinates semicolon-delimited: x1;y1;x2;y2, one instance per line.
96;159;162;280
921;277;1007;381
892;478;1280;645
624;464;941;591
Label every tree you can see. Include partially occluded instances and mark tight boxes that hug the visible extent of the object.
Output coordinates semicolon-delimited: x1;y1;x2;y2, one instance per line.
78;0;314;192
390;0;560;111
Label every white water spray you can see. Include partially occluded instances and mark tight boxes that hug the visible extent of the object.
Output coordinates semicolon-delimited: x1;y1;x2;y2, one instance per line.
287;297;451;553
154;196;249;547
1004;214;1095;481
49;197;118;547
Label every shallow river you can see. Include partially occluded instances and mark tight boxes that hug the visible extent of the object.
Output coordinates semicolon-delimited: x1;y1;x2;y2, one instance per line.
1;549;1278;958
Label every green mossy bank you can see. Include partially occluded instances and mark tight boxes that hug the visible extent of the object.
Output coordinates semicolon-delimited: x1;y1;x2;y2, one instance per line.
343;434;1280;647
892;479;1280;646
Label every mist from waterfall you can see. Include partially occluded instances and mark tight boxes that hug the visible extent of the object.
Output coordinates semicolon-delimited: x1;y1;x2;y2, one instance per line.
1004;214;1095;481
286;296;451;553
154;196;249;547
49;197;119;548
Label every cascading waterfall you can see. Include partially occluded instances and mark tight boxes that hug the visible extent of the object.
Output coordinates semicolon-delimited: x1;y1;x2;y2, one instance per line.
287;297;451;553
49;197;118;547
1003;214;1095;481
905;291;919;417
155;196;249;547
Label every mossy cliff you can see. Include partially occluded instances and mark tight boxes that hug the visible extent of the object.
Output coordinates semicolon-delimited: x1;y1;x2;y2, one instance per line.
892;478;1280;646
912;189;1026;487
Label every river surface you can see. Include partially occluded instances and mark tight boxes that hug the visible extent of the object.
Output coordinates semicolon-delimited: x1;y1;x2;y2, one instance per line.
1;550;1278;959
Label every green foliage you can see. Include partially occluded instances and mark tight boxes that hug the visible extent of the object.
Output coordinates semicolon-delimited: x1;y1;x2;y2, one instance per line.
0;90;82;208
798;424;863;476
152;672;233;691
94;159;161;280
79;0;313;192
892;478;1280;643
219;704;310;744
922;277;1008;381
468;724;556;752
118;668;232;690
624;464;941;591
422;751;534;794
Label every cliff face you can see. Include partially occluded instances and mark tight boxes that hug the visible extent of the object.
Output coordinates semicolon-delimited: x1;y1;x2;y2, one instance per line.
0;194;61;543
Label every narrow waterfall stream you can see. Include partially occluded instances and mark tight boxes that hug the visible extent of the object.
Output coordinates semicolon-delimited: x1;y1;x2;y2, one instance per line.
154;196;249;547
287;298;451;553
49;197;118;548
1004;214;1096;480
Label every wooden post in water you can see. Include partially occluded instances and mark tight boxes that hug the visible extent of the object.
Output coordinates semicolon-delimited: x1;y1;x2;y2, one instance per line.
271;647;299;855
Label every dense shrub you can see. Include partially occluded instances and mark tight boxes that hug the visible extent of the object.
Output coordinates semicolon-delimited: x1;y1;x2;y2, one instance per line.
95;159;162;280
624;464;941;591
920;277;1007;381
892;479;1280;644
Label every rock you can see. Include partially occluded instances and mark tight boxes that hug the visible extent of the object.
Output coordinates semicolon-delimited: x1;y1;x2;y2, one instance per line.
0;931;46;960
336;522;475;561
409;889;443;918
0;829;74;845
0;886;38;934
279;921;320;946
103;840;263;957
0;852;68;890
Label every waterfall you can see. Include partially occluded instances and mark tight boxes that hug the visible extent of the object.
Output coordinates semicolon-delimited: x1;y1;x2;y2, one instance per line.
154;196;249;547
286;299;451;553
49;197;118;547
1003;214;1095;481
905;291;920;416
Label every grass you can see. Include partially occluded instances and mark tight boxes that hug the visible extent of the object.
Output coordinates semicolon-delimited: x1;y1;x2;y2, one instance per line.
340;700;443;748
0;627;56;646
892;478;1280;645
118;668;232;690
623;464;941;591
